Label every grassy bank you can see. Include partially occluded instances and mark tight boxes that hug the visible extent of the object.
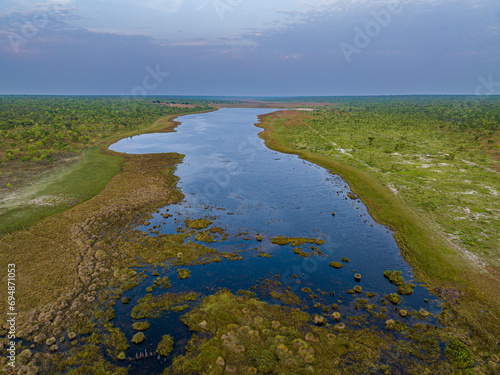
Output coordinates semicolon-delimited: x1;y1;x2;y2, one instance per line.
0;111;210;236
256;110;500;352
0;145;123;235
0;107;215;311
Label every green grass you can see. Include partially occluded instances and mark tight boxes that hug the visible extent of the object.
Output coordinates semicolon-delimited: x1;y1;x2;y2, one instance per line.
0;145;123;235
0;109;213;236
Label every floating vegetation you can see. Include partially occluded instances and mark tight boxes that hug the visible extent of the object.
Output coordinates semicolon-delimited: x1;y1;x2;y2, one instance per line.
221;252;243;261
269;290;301;305
383;270;405;286
271;236;325;247
331;312;342;321
293;247;311;258
157;335;174;357
329;261;344;269
342;257;350;263
194;230;216;243
347;192;359;200
162;276;171;289
177;269;191;279
385;293;402;305
185;218;213;230
132;321;150;331
258;251;273;258
385;319;396;330
131;292;198;319
397;283;415;295
132;332;146;344
419;309;430;318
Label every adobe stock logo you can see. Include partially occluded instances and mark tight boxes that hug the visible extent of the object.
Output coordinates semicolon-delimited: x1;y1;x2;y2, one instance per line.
7;2;64;53
198;0;243;21
475;74;500;96
130;64;170;100
340;0;402;64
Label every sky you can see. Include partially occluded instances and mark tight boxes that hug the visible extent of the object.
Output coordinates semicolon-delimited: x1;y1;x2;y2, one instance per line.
0;0;499;96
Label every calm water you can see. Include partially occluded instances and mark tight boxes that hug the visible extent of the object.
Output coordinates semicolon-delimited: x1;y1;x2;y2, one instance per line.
109;108;441;373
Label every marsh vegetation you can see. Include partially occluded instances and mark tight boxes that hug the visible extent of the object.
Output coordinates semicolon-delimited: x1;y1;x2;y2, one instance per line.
0;97;499;374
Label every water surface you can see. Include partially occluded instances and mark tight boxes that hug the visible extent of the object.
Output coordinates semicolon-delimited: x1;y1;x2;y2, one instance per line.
110;108;441;372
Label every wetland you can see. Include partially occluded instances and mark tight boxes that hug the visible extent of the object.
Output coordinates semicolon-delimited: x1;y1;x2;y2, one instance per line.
1;100;499;374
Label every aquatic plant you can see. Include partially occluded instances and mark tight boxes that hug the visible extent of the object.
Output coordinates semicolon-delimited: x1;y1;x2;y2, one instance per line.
329;261;344;269
331;312;342;321
132;321;150;331
419;309;430;318
385;319;396;330
385;293;402;304
397;283;414;295
131;332;146;344
177;269;191;279
347;192;358;200
157;335;174;356
383;270;404;286
131;292;198;319
271;236;325;247
185;218;213;230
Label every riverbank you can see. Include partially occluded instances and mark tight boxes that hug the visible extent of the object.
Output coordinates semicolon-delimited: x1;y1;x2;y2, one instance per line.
0;111;213;236
256;111;500;357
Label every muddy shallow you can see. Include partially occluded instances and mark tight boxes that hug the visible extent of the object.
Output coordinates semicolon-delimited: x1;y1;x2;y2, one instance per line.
109;108;441;373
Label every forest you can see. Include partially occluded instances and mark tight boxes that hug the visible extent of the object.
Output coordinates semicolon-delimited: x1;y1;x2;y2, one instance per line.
0;96;213;164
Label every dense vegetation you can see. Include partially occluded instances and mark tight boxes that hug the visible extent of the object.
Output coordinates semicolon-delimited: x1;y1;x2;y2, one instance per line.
259;97;500;266
0;96;214;235
0;96;213;164
260;95;500;132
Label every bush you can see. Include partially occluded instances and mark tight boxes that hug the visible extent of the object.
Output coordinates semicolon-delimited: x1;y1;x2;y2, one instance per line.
445;339;474;369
